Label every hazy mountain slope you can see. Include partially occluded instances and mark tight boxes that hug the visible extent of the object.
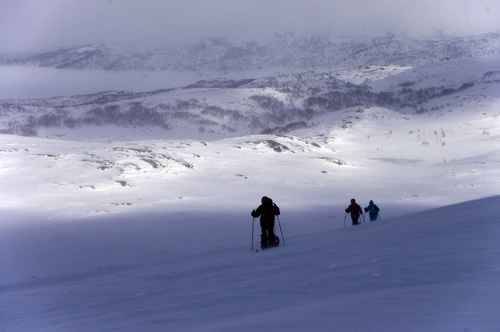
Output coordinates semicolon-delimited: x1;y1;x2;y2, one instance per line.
1;56;499;140
2;33;500;72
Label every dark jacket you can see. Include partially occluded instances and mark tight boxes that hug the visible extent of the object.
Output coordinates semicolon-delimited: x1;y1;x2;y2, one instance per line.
345;202;363;219
364;202;380;220
251;196;280;224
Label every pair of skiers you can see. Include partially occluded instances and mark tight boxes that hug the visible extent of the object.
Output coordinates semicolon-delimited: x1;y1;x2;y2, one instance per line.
345;199;380;225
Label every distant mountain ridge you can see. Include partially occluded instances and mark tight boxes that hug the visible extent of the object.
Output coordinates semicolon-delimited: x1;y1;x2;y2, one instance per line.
2;32;500;72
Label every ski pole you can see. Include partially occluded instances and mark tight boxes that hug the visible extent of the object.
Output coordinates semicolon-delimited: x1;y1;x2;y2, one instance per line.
251;217;255;251
343;213;347;228
277;216;286;246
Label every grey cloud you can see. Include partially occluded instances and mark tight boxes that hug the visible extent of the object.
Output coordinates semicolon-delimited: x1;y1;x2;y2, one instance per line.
1;0;499;52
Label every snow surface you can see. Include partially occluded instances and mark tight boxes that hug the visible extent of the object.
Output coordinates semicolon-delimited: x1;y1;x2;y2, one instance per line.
2;196;500;331
2;100;500;329
1;97;500;217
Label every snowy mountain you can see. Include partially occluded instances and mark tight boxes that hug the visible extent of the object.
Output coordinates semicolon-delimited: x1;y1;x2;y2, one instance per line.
3;32;500;72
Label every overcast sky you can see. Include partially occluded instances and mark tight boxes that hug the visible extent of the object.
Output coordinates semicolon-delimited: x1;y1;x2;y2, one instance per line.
1;0;500;52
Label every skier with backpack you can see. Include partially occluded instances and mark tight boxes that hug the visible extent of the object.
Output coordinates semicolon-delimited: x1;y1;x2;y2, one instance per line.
364;200;380;221
345;198;363;225
251;196;281;249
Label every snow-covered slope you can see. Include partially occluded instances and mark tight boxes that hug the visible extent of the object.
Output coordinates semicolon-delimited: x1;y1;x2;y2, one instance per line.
2;96;500;217
2;196;500;331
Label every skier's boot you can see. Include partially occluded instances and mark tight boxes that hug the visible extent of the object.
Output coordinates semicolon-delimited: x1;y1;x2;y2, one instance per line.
272;234;280;247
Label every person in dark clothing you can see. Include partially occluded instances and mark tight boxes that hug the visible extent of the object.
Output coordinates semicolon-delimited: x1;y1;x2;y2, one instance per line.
345;198;363;225
251;196;280;249
364;200;380;221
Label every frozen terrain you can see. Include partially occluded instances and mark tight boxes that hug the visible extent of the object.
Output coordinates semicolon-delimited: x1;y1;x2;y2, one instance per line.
1;56;500;216
2;196;500;331
2;32;500;331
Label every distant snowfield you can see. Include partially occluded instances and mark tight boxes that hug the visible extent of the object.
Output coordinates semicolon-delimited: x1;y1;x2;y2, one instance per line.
0;66;201;99
372;57;500;92
0;62;417;99
1;99;500;219
0;65;320;99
